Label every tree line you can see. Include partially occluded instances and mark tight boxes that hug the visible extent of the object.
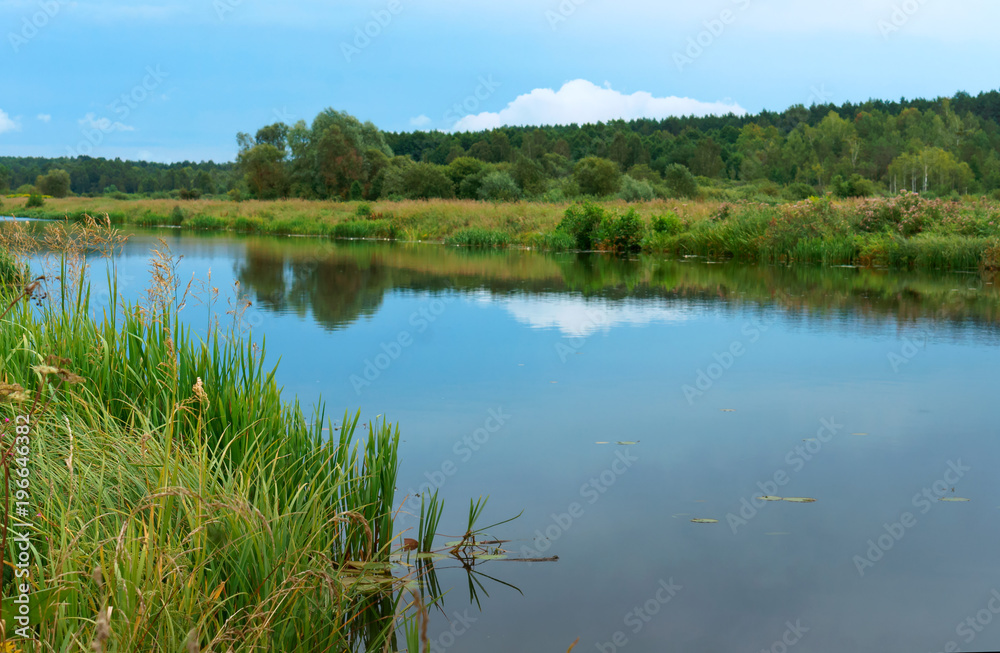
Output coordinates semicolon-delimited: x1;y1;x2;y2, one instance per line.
5;88;1000;202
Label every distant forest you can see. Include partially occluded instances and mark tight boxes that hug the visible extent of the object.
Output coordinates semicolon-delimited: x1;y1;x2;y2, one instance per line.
5;88;1000;203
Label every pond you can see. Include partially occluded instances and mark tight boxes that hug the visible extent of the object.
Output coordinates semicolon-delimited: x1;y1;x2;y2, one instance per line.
41;228;1000;651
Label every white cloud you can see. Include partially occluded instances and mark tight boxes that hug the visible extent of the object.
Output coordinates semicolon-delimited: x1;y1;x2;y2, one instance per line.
0;109;21;134
451;79;745;131
37;114;51;123
492;294;690;338
409;115;431;128
78;112;134;133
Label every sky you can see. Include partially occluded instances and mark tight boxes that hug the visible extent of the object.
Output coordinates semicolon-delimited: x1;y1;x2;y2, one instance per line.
1;0;999;163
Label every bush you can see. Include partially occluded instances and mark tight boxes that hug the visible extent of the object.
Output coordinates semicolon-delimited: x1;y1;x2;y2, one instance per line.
170;205;187;224
178;188;201;200
651;212;683;235
556;202;607;249
477;171;522;202
783;182;817;201
356;202;373;218
573;157;621;197
834;174;877;198
618;175;656;202
595;208;645;253
26;194;44;208
350;180;364;201
664;164;698;198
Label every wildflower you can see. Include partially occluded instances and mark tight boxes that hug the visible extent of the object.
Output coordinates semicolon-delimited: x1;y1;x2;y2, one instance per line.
32;365;59;376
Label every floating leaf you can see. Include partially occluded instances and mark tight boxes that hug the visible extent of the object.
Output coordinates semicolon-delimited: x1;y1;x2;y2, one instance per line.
616;441;639;445
939;497;970;502
595;441;610;445
402;538;418;552
782;497;816;503
802;438;817;442
473;554;507;561
690;518;718;524
720;409;736;412
758;496;783;502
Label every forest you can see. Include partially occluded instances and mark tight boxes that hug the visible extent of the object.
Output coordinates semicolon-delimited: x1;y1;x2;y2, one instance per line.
4;88;1000;204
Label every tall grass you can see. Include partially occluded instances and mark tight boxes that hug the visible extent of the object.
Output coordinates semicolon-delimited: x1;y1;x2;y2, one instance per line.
0;221;433;650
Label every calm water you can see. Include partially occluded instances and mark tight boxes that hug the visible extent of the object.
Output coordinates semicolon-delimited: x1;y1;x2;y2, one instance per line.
34;227;1000;651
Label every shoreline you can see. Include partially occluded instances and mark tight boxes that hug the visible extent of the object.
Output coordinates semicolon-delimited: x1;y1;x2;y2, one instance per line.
5;195;999;271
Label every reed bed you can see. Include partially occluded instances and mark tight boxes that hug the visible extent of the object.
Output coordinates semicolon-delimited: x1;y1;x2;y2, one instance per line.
0;218;427;651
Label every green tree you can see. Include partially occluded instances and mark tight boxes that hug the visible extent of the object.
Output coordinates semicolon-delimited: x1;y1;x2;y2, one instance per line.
573;157;621;196
478;170;521;201
664;164;698;198
382;161;454;199
238;144;288;199
36;168;71;197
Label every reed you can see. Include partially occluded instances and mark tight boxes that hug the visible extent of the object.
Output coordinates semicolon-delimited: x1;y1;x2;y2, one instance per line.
0;222;434;650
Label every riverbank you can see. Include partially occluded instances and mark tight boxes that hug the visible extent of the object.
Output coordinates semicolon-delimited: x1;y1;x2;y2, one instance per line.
0;224;421;649
6;193;1000;270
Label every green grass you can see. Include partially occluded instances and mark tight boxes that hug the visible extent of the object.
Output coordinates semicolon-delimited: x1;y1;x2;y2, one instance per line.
445;227;511;248
0;231;434;650
333;219;399;240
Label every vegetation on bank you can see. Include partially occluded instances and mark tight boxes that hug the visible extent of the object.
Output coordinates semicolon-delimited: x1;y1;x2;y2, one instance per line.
8;192;1000;270
0;220;493;651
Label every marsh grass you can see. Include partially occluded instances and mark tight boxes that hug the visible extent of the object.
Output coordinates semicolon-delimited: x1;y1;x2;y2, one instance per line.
0;218;453;650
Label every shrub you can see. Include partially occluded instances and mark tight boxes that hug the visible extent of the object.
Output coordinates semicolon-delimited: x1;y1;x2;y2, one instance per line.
573;157;621;197
783;182;817;201
651;212;683;235
170;205;187;224
664;164;698;198
350;180;364;201
595;208;645;253
26;194;44;208
478;171;522;202
618;175;655;202
556;202;606;249
356;202;373;218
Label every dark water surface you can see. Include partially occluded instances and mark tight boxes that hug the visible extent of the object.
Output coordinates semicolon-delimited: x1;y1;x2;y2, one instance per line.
63;229;1000;651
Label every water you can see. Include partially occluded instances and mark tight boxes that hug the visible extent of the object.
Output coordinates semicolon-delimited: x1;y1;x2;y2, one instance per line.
39;228;1000;651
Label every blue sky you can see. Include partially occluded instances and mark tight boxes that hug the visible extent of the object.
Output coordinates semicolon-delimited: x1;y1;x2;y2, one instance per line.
1;0;999;163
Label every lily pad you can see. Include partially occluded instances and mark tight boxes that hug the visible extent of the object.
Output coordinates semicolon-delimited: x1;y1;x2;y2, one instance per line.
758;496;783;502
690;518;718;524
782;497;816;503
939;497;970;502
